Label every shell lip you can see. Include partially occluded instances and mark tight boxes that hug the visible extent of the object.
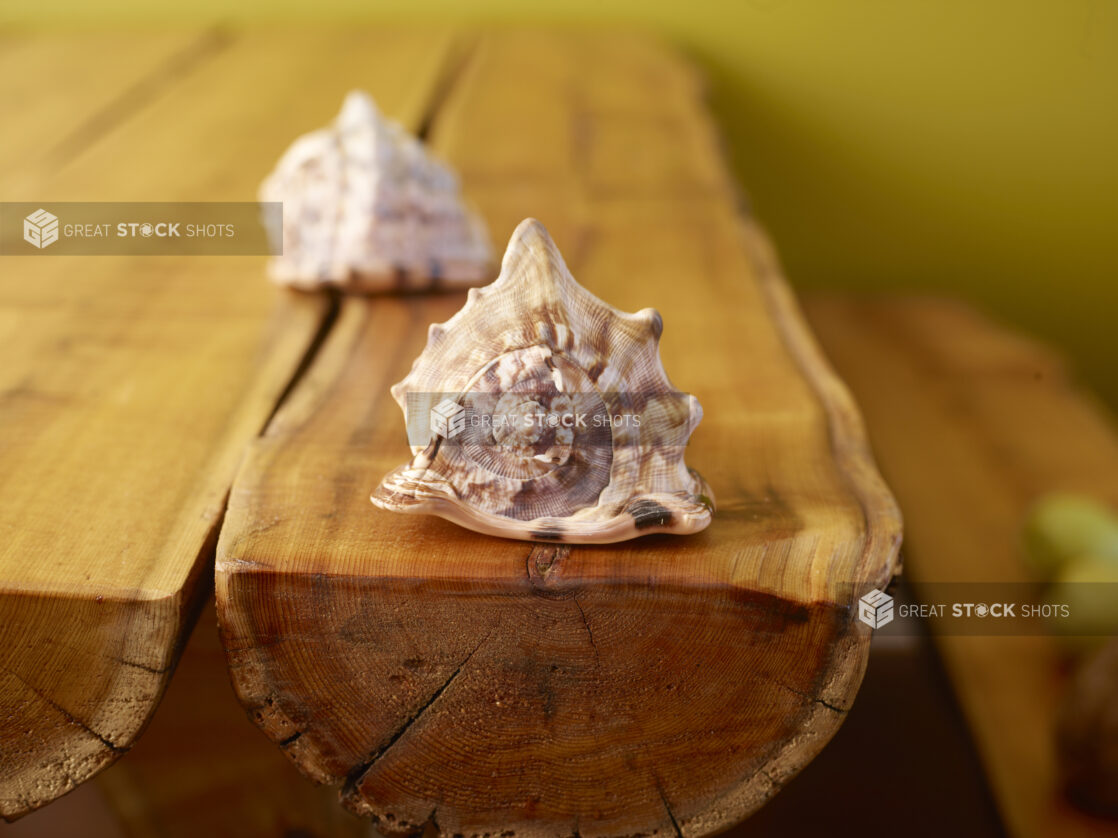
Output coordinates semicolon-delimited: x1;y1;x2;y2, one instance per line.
371;466;713;545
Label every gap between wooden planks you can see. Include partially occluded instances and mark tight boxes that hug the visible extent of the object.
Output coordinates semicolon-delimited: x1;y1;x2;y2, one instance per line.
95;599;376;838
0;28;461;819
216;31;902;838
805;296;1118;838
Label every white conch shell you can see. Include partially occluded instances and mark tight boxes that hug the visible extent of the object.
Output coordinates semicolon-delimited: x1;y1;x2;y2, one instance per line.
260;90;493;292
370;218;714;543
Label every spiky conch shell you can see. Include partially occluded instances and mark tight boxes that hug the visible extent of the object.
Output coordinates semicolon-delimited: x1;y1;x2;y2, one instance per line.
370;218;714;544
259;90;493;293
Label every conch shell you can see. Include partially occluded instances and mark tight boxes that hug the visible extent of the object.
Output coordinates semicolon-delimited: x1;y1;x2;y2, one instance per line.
260;90;493;292
370;219;713;543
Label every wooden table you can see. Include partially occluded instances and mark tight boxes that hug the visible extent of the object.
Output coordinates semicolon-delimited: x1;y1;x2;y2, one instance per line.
0;26;902;835
806;297;1118;838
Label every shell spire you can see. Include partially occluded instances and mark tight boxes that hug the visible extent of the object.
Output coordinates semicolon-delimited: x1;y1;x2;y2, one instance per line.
260;90;493;292
371;219;714;544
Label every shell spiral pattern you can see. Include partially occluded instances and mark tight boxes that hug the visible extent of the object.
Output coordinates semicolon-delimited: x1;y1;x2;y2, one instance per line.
371;219;714;543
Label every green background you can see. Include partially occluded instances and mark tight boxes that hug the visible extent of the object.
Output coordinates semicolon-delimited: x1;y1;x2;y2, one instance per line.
6;0;1115;404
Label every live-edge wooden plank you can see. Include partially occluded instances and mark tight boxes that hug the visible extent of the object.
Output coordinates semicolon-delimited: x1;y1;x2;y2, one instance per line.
216;31;901;838
96;600;376;838
0;28;459;818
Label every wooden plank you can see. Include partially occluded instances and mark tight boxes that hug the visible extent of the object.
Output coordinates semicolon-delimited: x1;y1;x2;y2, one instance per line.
216;31;901;837
0;28;458;819
804;295;1118;838
0;29;221;194
97;600;376;838
430;30;730;203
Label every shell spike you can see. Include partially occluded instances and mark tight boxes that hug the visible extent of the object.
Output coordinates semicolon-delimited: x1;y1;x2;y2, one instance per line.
338;89;380;126
497;219;575;293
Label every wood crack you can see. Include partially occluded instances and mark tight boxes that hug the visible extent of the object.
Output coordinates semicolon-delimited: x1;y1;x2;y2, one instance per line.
779;682;846;714
4;664;126;754
657;785;684;838
109;655;169;675
571;595;600;668
342;631;490;797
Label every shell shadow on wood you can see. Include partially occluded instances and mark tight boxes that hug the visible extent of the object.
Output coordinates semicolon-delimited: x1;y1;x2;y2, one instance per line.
260;90;493;293
371;218;714;543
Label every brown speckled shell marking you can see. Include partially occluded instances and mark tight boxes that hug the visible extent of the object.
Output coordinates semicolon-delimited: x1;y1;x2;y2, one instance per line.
370;218;714;543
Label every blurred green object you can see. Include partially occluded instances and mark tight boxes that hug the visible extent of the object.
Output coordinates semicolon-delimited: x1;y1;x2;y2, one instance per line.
1022;493;1118;580
1045;554;1118;646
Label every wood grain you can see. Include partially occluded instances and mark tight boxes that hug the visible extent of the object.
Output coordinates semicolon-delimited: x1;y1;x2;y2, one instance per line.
97;600;376;838
217;32;901;837
0;29;458;818
0;29;220;196
805;295;1118;838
